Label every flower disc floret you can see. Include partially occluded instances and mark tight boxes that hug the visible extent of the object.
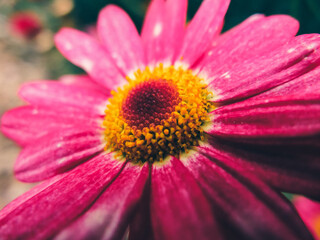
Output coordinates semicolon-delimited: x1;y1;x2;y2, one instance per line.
103;64;213;163
121;79;180;129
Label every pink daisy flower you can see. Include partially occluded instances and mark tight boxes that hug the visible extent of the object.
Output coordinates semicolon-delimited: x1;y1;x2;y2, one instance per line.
1;0;320;239
294;196;320;240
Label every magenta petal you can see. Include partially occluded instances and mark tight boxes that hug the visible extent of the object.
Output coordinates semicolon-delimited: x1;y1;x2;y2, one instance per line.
183;150;313;240
141;0;187;65
15;127;104;182
59;74;107;93
1;105;102;146
293;196;320;239
201;137;320;200
207;34;320;103
151;157;222;240
55;163;149;240
128;195;153;240
253;65;320;99
0;174;65;220
55;28;126;89
19;81;108;115
163;0;187;63
210;95;320;138
177;0;230;67
141;0;165;65
197;14;299;73
0;154;124;240
98;5;145;75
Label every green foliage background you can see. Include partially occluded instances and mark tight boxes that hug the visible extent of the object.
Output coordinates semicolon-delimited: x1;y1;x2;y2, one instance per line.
72;0;320;34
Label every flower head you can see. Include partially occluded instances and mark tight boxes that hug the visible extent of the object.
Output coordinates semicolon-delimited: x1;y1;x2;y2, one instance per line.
103;64;213;163
1;0;320;239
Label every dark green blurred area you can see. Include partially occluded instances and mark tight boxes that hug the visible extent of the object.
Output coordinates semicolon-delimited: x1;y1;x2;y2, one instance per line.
224;0;320;34
5;0;320;39
72;0;320;34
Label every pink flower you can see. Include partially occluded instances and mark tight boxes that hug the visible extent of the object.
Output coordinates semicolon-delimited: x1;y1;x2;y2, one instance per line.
9;12;42;39
1;0;320;239
294;196;320;240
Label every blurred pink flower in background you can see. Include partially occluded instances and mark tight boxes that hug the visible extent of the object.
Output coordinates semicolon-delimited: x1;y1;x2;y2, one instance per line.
9;11;42;39
1;0;320;239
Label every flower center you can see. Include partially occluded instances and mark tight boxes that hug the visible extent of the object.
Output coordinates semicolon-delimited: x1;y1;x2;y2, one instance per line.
121;79;180;129
103;64;213;163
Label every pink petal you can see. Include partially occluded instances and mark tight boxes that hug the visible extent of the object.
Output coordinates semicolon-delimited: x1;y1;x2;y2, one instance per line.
55;28;126;89
177;0;230;67
206;14;264;44
209;95;320;138
183;149;313;240
206;34;320;103
0;154;125;240
55;163;149;240
293;196;320;240
15;127;104;182
196;15;299;72
141;0;187;65
98;5;145;75
0;174;65;220
294;196;320;220
141;0;164;65
163;0;188;63
59;74;107;93
201;137;320;200
151;157;222;240
1;105;102;147
19;81;108;115
253;65;320;99
128;196;153;240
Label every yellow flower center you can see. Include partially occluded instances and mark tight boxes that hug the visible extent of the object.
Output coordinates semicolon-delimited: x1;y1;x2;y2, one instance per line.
103;64;213;163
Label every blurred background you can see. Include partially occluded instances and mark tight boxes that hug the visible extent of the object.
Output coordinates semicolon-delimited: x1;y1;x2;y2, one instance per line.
0;0;320;208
